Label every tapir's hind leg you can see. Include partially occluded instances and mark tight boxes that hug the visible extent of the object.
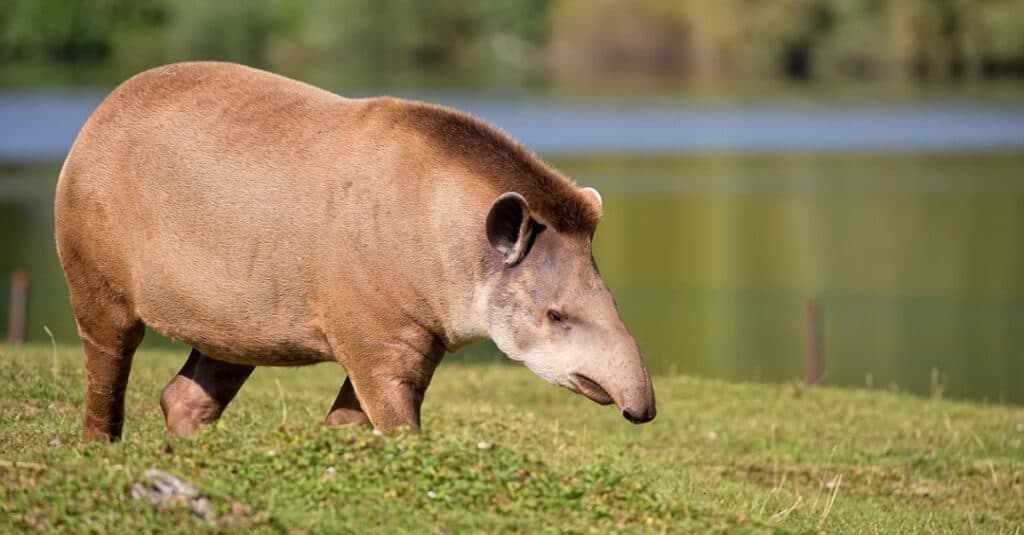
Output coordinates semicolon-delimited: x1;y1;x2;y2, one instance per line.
324;377;370;426
76;305;146;442
62;252;146;442
160;349;254;437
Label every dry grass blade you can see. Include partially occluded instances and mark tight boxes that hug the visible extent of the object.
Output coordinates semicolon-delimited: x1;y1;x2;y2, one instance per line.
0;459;48;470
770;494;802;522
275;378;288;425
43;325;58;376
818;474;843;525
986;460;998;486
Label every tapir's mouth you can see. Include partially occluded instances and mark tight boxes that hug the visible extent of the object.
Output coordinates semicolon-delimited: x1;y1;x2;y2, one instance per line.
569;373;614;405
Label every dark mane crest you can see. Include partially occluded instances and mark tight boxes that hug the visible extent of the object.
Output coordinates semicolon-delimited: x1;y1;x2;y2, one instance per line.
399;101;601;233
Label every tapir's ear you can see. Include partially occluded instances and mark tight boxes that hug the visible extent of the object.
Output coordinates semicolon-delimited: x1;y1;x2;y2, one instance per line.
486;192;542;267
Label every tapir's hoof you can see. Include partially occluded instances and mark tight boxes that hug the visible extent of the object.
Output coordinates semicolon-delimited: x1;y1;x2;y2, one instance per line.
324;408;371;427
83;424;122;443
162;402;213;437
160;387;223;437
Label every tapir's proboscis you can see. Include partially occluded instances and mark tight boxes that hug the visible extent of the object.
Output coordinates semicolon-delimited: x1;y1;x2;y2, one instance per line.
55;62;656;441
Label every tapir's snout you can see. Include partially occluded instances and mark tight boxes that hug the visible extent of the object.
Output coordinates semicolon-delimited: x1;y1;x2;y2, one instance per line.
622;405;656;424
617;379;657;425
569;351;656;425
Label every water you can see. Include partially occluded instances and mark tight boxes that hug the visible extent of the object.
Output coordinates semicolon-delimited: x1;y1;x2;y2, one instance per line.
1;93;1023;404
2;92;1024;159
564;153;1024;404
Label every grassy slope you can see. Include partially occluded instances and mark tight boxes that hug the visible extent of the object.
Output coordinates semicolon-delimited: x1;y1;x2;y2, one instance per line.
1;344;1021;533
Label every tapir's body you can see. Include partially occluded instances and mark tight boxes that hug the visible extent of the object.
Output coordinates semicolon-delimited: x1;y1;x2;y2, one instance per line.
57;62;655;441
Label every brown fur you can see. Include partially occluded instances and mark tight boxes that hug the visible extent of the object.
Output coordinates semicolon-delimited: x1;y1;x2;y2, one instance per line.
396;102;602;233
56;62;652;442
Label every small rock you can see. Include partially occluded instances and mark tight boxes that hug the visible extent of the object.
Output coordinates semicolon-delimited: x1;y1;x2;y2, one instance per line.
427;491;438;499
190;496;213;521
266;449;279;456
706;431;718;441
325;466;337;475
131;469;214;522
476;441;493;451
48;438;62;447
1016;423;1024;433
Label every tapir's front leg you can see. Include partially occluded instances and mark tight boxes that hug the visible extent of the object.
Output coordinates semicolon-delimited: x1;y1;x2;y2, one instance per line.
342;340;442;433
324;377;370;426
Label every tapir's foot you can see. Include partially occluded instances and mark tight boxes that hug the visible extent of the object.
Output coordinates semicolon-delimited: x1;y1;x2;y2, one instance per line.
333;339;442;434
346;370;432;434
324;377;371;427
160;349;253;437
324;407;370;426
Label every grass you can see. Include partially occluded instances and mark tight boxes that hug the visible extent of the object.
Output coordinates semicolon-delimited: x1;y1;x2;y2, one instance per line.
1;344;1021;533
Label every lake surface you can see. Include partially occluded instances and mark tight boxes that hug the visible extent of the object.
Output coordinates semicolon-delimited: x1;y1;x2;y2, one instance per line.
1;93;1022;404
2;92;1023;159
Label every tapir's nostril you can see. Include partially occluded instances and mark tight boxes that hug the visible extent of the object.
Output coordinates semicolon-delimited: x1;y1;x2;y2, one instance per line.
622;408;655;424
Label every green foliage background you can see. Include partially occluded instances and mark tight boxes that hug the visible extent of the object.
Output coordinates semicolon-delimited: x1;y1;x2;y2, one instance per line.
1;0;1022;88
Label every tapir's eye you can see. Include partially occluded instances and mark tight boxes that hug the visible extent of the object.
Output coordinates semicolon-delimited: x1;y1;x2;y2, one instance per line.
546;309;566;323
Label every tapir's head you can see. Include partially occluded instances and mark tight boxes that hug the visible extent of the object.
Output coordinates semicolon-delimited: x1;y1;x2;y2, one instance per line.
480;189;656;424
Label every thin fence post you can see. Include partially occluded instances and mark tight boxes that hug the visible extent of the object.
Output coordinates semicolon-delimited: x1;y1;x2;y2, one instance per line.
803;296;822;386
7;268;28;345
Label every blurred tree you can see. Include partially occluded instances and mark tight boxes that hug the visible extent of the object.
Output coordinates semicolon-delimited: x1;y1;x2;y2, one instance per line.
550;0;1024;84
0;0;141;63
297;0;550;85
162;0;303;65
0;0;1021;87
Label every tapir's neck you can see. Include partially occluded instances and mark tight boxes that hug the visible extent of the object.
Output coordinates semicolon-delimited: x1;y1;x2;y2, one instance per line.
440;293;487;353
434;252;497;352
398;175;506;353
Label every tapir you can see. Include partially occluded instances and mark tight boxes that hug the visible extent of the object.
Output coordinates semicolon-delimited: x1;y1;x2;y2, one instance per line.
55;62;656;441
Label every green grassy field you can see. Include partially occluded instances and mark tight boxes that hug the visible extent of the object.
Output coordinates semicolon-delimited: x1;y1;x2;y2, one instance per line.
1;344;1021;533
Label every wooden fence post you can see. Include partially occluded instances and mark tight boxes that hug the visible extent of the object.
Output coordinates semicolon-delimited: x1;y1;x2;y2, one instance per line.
7;268;28;345
803;296;822;386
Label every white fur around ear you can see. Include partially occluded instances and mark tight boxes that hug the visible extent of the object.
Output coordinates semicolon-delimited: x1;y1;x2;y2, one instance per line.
581;187;602;207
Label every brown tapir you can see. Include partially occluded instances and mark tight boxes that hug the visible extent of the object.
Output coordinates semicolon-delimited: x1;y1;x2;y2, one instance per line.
55;62;656;442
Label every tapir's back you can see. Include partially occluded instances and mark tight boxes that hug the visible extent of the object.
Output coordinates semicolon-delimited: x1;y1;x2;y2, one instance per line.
55;62;403;363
